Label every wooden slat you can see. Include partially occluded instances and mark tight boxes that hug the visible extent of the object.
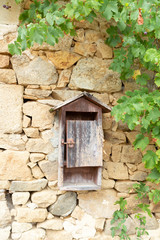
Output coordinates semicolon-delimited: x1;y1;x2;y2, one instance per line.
66;120;102;168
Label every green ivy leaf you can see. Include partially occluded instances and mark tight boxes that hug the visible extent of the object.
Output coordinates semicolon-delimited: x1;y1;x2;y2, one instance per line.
155;73;160;87
142;150;159;169
8;42;22;55
147;168;160;184
136;73;150;86
134;134;149;151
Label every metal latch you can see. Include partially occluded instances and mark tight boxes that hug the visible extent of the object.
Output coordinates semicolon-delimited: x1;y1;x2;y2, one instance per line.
61;138;75;148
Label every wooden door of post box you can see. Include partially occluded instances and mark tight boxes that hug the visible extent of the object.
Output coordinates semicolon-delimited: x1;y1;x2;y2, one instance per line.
50;93;111;191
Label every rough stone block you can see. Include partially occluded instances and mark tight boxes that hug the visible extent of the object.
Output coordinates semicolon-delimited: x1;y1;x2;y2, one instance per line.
12;192;30;205
12;222;32;233
11;55;58;85
0;55;9;68
0;150;32;181
69;58;122;93
78;190;118;218
37;218;63;230
105;162;128;180
0;0;21;24
0;226;11;240
46;230;72;240
0;201;11;227
46;51;81;69
104;217;136;236
0;84;23;133
31;189;57;208
23;101;54;130
121;145;142;164
26;138;53;154
10;179;48;192
49;192;77;217
115;181;137;193
73;42;97;56
38;160;58;181
16;208;47;223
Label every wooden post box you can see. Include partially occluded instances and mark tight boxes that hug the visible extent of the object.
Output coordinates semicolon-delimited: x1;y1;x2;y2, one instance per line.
50;92;111;191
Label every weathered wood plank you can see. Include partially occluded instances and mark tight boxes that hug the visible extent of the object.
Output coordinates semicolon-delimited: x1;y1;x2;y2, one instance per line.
66;120;102;167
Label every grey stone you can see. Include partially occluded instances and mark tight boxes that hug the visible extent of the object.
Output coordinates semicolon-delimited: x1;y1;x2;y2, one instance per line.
49;192;77;217
121;146;142;164
69;58;122;93
10;179;48;192
11;55;58;85
104;216;136;236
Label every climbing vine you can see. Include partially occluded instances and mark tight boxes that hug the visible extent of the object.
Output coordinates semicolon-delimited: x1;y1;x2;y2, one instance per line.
9;0;160;237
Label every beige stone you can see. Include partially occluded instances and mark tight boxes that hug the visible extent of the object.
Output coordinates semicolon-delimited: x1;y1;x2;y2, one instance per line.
103;141;112;162
0;201;11;227
102;169;108;180
102;113;112;130
37;218;63;230
115;181;137;193
69;58;122;93
0;0;21;24
74;29;85;42
0;180;10;190
95;218;105;231
105;162;128;179
48;180;58;189
52;89;81;100
46;51;81;69
23;115;31;128
126;163;137;172
41;129;53;141
38;160;58;181
24;89;52;99
130;171;147;181
117;193;130;198
46;230;72;240
0;69;16;84
10;179;48;192
17;207;47;223
19;228;46;240
30;153;45;162
0;226;11;240
0;134;25;151
104;217;136;236
31;165;44;179
96;40;113;59
0;150;32;181
104;131;126;144
12;192;30;205
63;220;96;239
37;99;63;107
0;24;17;39
137;162;149;172
0;84;23;133
112;145;122;162
121;145;142;164
78;190;119;218
23;101;54;130
71;206;85;221
23;128;39;138
57;69;72;88
131;212;159;230
125;194;149;214
85;30;103;43
74;42;97;56
11;55;58;85
32;35;72;51
26;138;53;154
0;55;9;68
0;33;17;53
102;179;115;189
12;221;32;233
125;131;140;144
92;92;109;105
31;189;57;208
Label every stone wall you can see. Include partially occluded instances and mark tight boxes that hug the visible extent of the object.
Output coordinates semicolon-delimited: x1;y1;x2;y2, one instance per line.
0;1;160;240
